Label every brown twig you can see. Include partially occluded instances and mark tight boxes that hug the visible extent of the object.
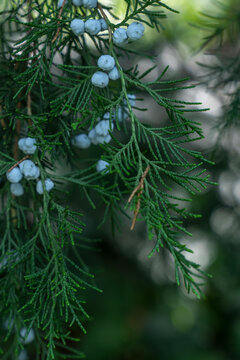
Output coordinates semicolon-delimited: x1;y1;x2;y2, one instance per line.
7;155;30;173
52;0;67;44
0;104;6;130
97;3;112;43
128;165;150;230
27;91;33;126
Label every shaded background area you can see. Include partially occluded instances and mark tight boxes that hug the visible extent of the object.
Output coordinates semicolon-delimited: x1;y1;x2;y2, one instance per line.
77;1;240;359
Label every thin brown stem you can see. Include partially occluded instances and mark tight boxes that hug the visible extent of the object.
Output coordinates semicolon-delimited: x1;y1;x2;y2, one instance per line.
52;0;67;44
7;155;30;173
128;165;150;230
27;91;33;126
97;3;112;43
0;104;6;130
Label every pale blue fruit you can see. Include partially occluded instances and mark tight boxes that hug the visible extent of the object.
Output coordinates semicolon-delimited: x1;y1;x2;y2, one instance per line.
70;19;85;35
91;71;109;88
126;22;144;41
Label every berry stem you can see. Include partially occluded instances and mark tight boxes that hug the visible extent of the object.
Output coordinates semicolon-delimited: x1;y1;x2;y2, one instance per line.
97;3;112;43
27;91;33;126
7;155;30;173
52;0;67;44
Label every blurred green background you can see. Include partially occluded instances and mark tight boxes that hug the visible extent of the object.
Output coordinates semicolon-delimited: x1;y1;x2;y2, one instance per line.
77;1;240;359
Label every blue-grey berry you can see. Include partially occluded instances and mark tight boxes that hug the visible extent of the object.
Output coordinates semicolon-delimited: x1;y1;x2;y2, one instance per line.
97;55;115;72
91;71;109;88
95;120;114;136
123;93;136;107
18;350;28;360
18;137;37;154
88;128;99;145
72;0;83;5
103;111;115;120
58;0;67;7
20;328;35;345
96;160;109;173
20;160;40;180
99;18;108;31
82;0;97;8
113;28;128;45
36;178;54;195
126;22;144;41
72;134;91;149
117;106;129;122
10;183;24;197
6;167;23;183
70;19;85;35
108;66;120;80
95;134;111;144
85;19;101;35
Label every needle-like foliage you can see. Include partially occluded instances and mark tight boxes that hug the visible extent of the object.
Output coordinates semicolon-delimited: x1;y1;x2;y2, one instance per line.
0;0;214;358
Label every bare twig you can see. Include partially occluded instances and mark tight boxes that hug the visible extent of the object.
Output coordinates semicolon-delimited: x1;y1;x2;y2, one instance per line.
27;91;33;126
0;104;6;130
7;155;30;173
52;0;67;44
97;3;112;43
128;165;150;230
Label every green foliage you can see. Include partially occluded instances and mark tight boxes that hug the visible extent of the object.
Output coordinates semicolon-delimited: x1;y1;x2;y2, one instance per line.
0;0;214;358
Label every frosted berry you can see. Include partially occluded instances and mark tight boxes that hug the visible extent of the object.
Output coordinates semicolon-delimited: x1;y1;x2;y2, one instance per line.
99;18;108;31
113;28;128;45
20;160;40;180
18;350;28;360
126;22;144;41
70;19;85;35
58;0;67;7
91;71;109;88
97;55;115;72
88;128;99;145
124;93;136;107
128;94;136;105
95;134;111;144
108;66;120;80
116;106;129;122
103;112;115;120
96;160;109;173
72;0;83;5
6;167;23;183
10;183;24;197
18;137;37;155
20;328;35;344
36;178;54;195
82;0;97;8
85;19;101;35
72;134;91;149
95;120;114;136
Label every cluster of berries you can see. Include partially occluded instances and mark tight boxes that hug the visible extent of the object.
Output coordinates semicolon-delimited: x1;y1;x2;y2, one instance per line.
70;18;107;36
113;22;145;45
6;138;54;197
72;94;136;172
91;55;120;88
72;113;114;150
58;0;98;9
